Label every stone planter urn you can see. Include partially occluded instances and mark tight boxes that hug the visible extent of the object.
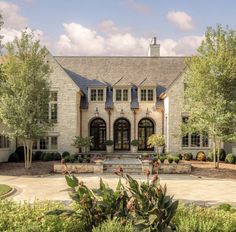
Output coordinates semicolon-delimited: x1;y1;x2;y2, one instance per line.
131;145;138;153
106;145;113;153
157;146;164;155
81;146;88;153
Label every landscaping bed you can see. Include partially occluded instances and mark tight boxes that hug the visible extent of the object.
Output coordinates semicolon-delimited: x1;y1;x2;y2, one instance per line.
187;160;236;179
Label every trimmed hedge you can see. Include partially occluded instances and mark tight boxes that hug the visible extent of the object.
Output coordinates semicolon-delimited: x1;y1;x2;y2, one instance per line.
225;153;236;164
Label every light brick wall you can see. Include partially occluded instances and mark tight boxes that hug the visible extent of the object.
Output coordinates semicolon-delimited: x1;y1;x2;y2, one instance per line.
47;55;81;154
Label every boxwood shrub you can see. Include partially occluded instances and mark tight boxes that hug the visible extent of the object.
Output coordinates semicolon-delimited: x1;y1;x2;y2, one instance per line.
8;153;20;162
225;153;236;164
62;151;70;158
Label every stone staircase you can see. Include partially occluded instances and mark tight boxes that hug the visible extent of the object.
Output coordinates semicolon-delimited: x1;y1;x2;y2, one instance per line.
103;157;143;174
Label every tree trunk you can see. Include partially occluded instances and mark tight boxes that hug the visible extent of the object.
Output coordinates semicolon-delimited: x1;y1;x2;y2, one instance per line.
216;140;220;169
213;137;217;168
23;139;33;169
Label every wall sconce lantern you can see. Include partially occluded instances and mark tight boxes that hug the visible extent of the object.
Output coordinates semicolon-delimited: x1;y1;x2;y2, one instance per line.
146;108;151;116
120;108;124;115
95;107;99;117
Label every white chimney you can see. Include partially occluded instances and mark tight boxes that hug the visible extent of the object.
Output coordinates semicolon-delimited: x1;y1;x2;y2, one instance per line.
148;37;160;57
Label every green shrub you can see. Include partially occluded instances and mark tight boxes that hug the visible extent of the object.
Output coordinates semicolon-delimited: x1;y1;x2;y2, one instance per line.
225;153;236;164
34;151;43;161
62;151;70;158
196;151;206;161
219;149;226;161
105;140;113;146
39;152;46;161
92;219;134;232
131;139;139;146
15;146;25;161
78;158;83;163
160;156;166;163
43;153;54;161
64;155;76;163
0;200;85;232
174;204;236;232
207;151;213;161
183;153;193;161
8;153;20;162
168;156;174;164
52;152;61;161
173;156;180;164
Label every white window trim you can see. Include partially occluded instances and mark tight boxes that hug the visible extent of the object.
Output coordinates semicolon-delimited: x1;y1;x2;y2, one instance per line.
88;88;106;102
113;88;131;102
182;133;210;149
138;88;156;102
33;136;58;151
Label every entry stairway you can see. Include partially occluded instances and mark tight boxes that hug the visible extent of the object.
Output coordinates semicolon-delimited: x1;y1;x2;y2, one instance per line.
103;153;143;174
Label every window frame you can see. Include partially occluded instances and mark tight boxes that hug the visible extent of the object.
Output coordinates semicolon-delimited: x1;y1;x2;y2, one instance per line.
49;91;58;123
115;88;129;102
140;88;155;102
34;136;58;151
0;135;10;149
90;88;105;102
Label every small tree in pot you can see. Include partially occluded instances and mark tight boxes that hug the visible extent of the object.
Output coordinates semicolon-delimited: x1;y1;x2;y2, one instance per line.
72;136;93;153
105;140;113;153
147;134;165;155
131;139;139;153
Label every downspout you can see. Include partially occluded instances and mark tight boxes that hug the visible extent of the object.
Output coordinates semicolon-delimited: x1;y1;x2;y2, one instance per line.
80;109;82;137
133;110;136;139
161;109;164;135
108;110;111;139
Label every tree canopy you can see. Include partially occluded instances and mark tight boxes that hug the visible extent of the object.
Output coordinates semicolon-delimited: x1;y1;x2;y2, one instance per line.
184;25;236;167
0;31;52;168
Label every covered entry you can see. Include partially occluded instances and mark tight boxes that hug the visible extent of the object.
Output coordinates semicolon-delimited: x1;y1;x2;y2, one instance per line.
114;118;130;151
90;118;106;150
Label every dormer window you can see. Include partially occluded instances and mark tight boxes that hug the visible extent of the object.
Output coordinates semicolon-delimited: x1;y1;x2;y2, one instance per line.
140;89;154;101
115;89;129;101
90;88;104;101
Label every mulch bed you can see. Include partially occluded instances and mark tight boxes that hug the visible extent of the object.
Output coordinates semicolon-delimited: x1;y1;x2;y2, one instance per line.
0;161;56;176
183;160;236;180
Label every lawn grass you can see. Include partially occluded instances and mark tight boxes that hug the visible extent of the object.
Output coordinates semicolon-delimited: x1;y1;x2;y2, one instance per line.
0;184;12;196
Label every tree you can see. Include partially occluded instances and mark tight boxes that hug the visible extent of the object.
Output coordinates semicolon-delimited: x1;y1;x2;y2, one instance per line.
0;31;52;169
183;25;236;168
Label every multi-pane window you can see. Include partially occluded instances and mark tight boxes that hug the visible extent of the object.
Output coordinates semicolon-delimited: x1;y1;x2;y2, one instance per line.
140;89;154;101
98;89;104;101
115;89;129;101
0;135;10;149
141;89;146;101
49;91;58;123
148;89;154;101
36;137;57;150
191;133;201;147
91;89;97;101
40;137;49;150
90;89;104;101
181;116;209;148
123;89;128;101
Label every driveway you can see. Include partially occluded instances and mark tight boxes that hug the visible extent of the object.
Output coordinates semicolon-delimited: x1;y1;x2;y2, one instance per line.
0;174;236;206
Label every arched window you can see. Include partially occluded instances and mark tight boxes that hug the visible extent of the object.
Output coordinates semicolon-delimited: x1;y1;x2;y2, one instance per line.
138;118;154;151
114;118;130;151
90;118;106;150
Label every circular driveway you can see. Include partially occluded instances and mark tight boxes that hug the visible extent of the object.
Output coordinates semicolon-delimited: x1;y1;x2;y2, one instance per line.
0;174;236;205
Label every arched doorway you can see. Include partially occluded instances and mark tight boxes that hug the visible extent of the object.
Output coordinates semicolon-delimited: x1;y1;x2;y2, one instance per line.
114;118;130;151
90;118;106;151
138;118;154;151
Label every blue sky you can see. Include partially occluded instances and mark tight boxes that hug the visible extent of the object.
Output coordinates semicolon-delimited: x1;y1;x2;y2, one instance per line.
1;0;236;56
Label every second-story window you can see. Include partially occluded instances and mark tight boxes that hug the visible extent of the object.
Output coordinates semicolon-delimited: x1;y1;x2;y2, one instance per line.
90;89;104;101
140;89;154;101
49;91;58;123
115;89;129;101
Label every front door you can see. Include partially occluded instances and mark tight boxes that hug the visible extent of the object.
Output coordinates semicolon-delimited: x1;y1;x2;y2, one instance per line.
138;118;154;151
114;118;130;150
90;118;106;150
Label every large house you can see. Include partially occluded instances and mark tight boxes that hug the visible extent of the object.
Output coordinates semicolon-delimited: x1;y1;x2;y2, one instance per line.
1;38;234;162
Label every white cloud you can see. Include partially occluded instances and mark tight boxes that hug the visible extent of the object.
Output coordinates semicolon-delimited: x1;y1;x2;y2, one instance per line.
52;21;202;56
0;0;27;30
167;11;194;31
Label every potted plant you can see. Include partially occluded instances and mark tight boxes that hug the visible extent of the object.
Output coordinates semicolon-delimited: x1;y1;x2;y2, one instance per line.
147;134;165;155
131;139;139;153
72;136;93;153
105;140;113;153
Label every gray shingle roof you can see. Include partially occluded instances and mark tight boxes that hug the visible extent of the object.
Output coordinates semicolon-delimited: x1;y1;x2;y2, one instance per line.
55;56;187;109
